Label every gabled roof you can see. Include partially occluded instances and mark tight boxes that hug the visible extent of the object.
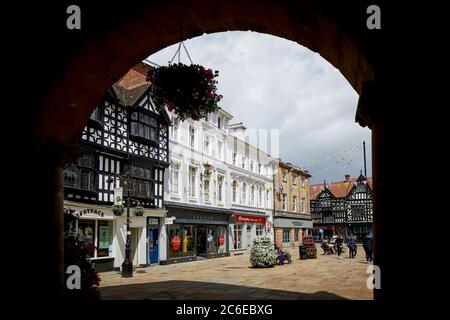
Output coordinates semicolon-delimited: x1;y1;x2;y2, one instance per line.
108;62;171;125
310;175;373;200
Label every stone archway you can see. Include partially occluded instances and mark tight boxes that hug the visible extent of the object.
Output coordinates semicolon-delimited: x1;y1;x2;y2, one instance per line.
27;0;390;301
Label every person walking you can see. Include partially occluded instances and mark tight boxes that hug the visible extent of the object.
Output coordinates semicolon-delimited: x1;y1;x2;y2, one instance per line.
336;235;343;259
348;235;357;258
363;232;373;262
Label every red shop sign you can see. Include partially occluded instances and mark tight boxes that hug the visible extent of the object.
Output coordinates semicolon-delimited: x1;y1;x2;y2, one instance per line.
171;235;181;250
234;214;266;224
219;235;225;246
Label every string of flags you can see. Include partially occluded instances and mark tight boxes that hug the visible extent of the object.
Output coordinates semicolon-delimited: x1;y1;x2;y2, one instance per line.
302;144;365;180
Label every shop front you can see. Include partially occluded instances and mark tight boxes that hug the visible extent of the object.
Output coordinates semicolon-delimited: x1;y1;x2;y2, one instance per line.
313;225;346;241
273;217;313;250
65;201;167;271
229;212;267;252
163;202;231;264
64;202;115;272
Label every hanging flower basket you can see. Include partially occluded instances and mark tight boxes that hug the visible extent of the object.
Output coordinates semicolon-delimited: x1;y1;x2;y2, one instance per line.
112;205;124;216
132;206;144;217
147;63;223;121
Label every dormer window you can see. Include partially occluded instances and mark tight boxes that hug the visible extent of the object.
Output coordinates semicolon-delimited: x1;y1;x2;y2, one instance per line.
129;111;158;144
88;106;104;130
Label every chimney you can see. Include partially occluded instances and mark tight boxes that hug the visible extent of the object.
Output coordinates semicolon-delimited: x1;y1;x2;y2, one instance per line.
345;174;351;182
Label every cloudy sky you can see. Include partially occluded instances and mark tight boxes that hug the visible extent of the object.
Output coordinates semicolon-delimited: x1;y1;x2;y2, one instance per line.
147;31;371;185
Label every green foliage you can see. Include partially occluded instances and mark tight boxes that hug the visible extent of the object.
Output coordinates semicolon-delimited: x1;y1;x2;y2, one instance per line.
147;63;222;121
250;235;277;268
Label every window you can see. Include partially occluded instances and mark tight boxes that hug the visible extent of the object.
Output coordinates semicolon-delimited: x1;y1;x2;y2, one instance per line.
256;225;264;236
294;229;299;242
282;194;287;211
189;125;195;148
218;176;224;203
301;197;305;213
204;179;210;202
234;224;243;249
89;106;103;126
282;170;287;182
218;117;222;129
242;156;246;169
207;226;218;254
250;161;254;172
204;135;210;154
77;219;113;258
130;112;158;143
251;185;255;205
352;205;365;220
217;226;227;253
302;178;306;188
232;181;238;203
182;225;195;257
170;163;179;195
293;195;298;211
258;163;262;175
125;165;154;199
218;141;224;160
266;190;270;206
258;187;263;207
283;229;290;244
241;183;247;204
170;118;179;141
292;175;297;185
189;167;196;198
169;224;183;258
232;153;237;166
64;153;96;192
246;225;252;248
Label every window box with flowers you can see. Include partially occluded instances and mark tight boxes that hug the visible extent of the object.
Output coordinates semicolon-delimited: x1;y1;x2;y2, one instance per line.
112;204;124;216
132;206;145;217
147;63;222;121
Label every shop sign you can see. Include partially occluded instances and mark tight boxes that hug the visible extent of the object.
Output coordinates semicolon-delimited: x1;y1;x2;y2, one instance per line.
99;226;109;249
165;217;176;225
171;235;181;250
148;218;159;225
235;214;266;224
78;208;104;217
114;187;123;206
193;215;213;222
266;221;272;228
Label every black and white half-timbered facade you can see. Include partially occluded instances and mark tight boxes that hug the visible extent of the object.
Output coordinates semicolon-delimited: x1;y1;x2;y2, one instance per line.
63;63;171;271
310;173;373;242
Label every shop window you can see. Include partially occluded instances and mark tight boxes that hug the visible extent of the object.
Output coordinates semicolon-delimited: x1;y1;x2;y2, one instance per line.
217;226;227;253
169;224;183;258
207;226;218;255
246;225;252;248
256;225;264;236
294;228;299;242
182;225;195;257
77;219;113;258
283;229;290;244
234;224;243;250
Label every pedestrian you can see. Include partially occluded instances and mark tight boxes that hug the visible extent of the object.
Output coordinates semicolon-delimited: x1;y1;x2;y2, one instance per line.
363;232;373;262
348;234;357;258
336;235;343;259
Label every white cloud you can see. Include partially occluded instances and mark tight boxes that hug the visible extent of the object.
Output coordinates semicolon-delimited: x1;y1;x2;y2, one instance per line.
148;31;372;184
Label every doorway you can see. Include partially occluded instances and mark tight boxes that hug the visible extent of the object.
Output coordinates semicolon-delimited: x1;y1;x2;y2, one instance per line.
196;226;207;257
130;228;140;266
147;227;159;264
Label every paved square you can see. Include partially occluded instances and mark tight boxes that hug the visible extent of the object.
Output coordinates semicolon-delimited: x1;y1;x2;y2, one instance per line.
99;245;374;300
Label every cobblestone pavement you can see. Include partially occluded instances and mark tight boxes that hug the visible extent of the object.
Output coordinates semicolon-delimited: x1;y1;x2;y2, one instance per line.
99;245;373;300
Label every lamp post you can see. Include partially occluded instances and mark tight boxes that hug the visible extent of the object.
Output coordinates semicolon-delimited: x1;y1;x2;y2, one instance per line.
121;179;133;278
110;175;133;278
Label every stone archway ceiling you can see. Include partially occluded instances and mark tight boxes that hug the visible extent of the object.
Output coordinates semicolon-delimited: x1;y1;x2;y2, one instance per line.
33;0;376;147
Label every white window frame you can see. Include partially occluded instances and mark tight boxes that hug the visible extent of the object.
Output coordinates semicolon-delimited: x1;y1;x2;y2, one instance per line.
293;195;297;212
189;166;197;199
170;162;180;196
189;125;195;148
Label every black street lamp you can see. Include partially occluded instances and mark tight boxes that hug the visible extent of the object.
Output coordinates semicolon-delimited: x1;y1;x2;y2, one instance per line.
109;175;133;278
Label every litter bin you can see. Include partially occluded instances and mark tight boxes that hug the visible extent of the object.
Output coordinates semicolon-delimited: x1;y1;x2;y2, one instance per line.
299;245;308;260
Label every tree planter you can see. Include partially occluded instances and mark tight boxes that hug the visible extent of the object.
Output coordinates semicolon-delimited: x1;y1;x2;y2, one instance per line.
112;205;124;216
250;235;277;268
147;63;222;121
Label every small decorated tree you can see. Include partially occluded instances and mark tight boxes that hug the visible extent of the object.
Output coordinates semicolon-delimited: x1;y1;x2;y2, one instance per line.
250;235;277;268
302;235;318;259
147;63;222;121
